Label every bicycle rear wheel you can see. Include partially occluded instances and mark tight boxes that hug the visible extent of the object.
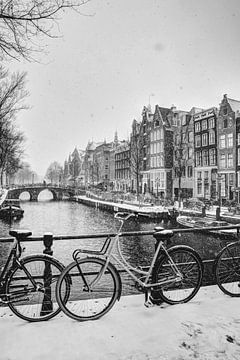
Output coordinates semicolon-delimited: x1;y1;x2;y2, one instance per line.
56;257;121;321
6;255;70;322
214;242;240;297
152;246;203;305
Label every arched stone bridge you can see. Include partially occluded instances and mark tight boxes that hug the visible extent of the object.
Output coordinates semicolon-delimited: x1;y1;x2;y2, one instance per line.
7;185;79;201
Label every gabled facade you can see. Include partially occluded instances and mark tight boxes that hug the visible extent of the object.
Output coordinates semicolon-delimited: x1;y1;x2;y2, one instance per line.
147;105;173;198
115;141;130;192
141;106;152;193
193;107;218;199
171;106;194;199
63;147;85;186
217;94;240;202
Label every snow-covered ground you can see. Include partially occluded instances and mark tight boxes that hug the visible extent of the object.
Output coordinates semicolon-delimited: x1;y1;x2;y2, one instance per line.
1;284;240;360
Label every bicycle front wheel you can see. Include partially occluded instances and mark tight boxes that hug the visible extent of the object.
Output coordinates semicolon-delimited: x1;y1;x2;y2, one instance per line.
56;257;121;321
152;246;203;305
214;242;240;297
6;255;70;322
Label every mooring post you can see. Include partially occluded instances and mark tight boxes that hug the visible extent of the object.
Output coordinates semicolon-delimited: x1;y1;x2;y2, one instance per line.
40;232;53;316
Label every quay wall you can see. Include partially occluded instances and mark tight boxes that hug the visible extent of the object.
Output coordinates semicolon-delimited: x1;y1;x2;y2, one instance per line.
73;195;177;222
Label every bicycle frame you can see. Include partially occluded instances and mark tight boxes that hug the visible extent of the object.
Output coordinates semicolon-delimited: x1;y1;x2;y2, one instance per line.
0;239;41;301
74;214;183;291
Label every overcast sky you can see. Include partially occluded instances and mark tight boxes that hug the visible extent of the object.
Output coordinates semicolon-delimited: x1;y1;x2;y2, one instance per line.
7;0;240;176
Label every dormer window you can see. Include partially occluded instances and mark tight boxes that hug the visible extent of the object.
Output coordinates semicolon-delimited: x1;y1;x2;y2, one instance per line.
223;108;228;115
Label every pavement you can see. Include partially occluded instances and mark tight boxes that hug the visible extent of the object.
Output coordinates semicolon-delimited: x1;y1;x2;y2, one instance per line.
1;285;240;360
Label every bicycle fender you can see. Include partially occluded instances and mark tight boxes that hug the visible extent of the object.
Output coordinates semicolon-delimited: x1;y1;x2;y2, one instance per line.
108;261;122;301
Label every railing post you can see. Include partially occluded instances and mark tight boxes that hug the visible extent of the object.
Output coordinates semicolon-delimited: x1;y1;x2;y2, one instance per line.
40;233;53;316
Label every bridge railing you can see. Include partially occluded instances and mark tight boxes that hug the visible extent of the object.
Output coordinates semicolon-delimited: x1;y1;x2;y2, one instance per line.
1;224;240;284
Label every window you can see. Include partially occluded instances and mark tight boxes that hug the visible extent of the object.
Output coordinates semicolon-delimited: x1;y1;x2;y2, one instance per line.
160;128;163;139
188;131;193;142
182;166;186;177
238;133;240;145
195;122;200;132
209;149;216;165
187;166;193;178
181;114;186;125
219;135;225;148
202;133;208;146
195;135;201;147
204;171;209;180
197;171;202;195
209;130;215;145
227;153;233;168
238;172;240;187
223;108;227;115
196;152;202;166
202;150;208;166
227;133;233;148
220;153;226;168
197;182;202;195
223;118;228;128
202;120;207;130
238;148;240;165
188;147;193;159
229;173;234;186
208;117;215;129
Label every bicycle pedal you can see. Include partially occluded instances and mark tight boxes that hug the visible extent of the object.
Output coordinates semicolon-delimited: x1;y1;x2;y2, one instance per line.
144;299;154;308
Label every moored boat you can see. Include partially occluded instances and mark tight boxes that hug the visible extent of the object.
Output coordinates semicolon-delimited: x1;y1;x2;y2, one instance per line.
0;205;24;221
177;215;238;235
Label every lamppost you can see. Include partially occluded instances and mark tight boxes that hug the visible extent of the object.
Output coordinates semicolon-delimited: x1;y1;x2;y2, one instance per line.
156;177;159;198
216;174;223;220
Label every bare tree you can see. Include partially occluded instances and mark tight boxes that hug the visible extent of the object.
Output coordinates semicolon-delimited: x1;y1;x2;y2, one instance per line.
129;119;143;199
0;69;28;121
0;69;27;185
45;161;63;184
0;0;90;61
173;114;192;202
0;121;25;185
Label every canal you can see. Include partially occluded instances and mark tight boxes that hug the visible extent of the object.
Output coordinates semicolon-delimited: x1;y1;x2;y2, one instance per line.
0;190;236;293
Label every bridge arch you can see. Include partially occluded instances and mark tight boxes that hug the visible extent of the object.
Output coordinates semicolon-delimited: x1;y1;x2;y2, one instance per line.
6;185;76;202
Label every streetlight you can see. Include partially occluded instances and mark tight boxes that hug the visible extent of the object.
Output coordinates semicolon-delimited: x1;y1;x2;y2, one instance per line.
156;177;159;198
216;174;223;220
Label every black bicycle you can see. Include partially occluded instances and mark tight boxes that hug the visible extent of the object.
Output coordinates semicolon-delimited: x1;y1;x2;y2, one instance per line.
0;229;70;321
214;238;240;297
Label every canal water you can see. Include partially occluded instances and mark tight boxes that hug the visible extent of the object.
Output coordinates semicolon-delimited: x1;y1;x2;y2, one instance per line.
0;190;236;293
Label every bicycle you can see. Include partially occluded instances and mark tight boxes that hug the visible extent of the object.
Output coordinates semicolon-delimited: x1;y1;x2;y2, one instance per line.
56;212;203;321
0;229;70;321
214;236;240;297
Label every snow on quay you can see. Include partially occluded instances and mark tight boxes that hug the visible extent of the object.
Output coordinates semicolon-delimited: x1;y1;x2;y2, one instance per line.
1;284;240;360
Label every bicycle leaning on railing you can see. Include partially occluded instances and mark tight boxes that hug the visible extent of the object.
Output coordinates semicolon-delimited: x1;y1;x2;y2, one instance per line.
214;236;240;297
0;230;70;322
56;212;204;321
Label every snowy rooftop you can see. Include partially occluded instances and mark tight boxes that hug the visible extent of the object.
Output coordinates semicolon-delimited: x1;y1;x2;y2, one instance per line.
1;284;240;360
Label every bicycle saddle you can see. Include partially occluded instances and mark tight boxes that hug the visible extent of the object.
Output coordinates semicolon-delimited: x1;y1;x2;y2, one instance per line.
9;230;32;238
153;229;174;240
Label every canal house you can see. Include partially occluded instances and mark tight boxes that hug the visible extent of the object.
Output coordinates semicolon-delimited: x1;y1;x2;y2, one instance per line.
217;94;240;203
193;107;218;200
